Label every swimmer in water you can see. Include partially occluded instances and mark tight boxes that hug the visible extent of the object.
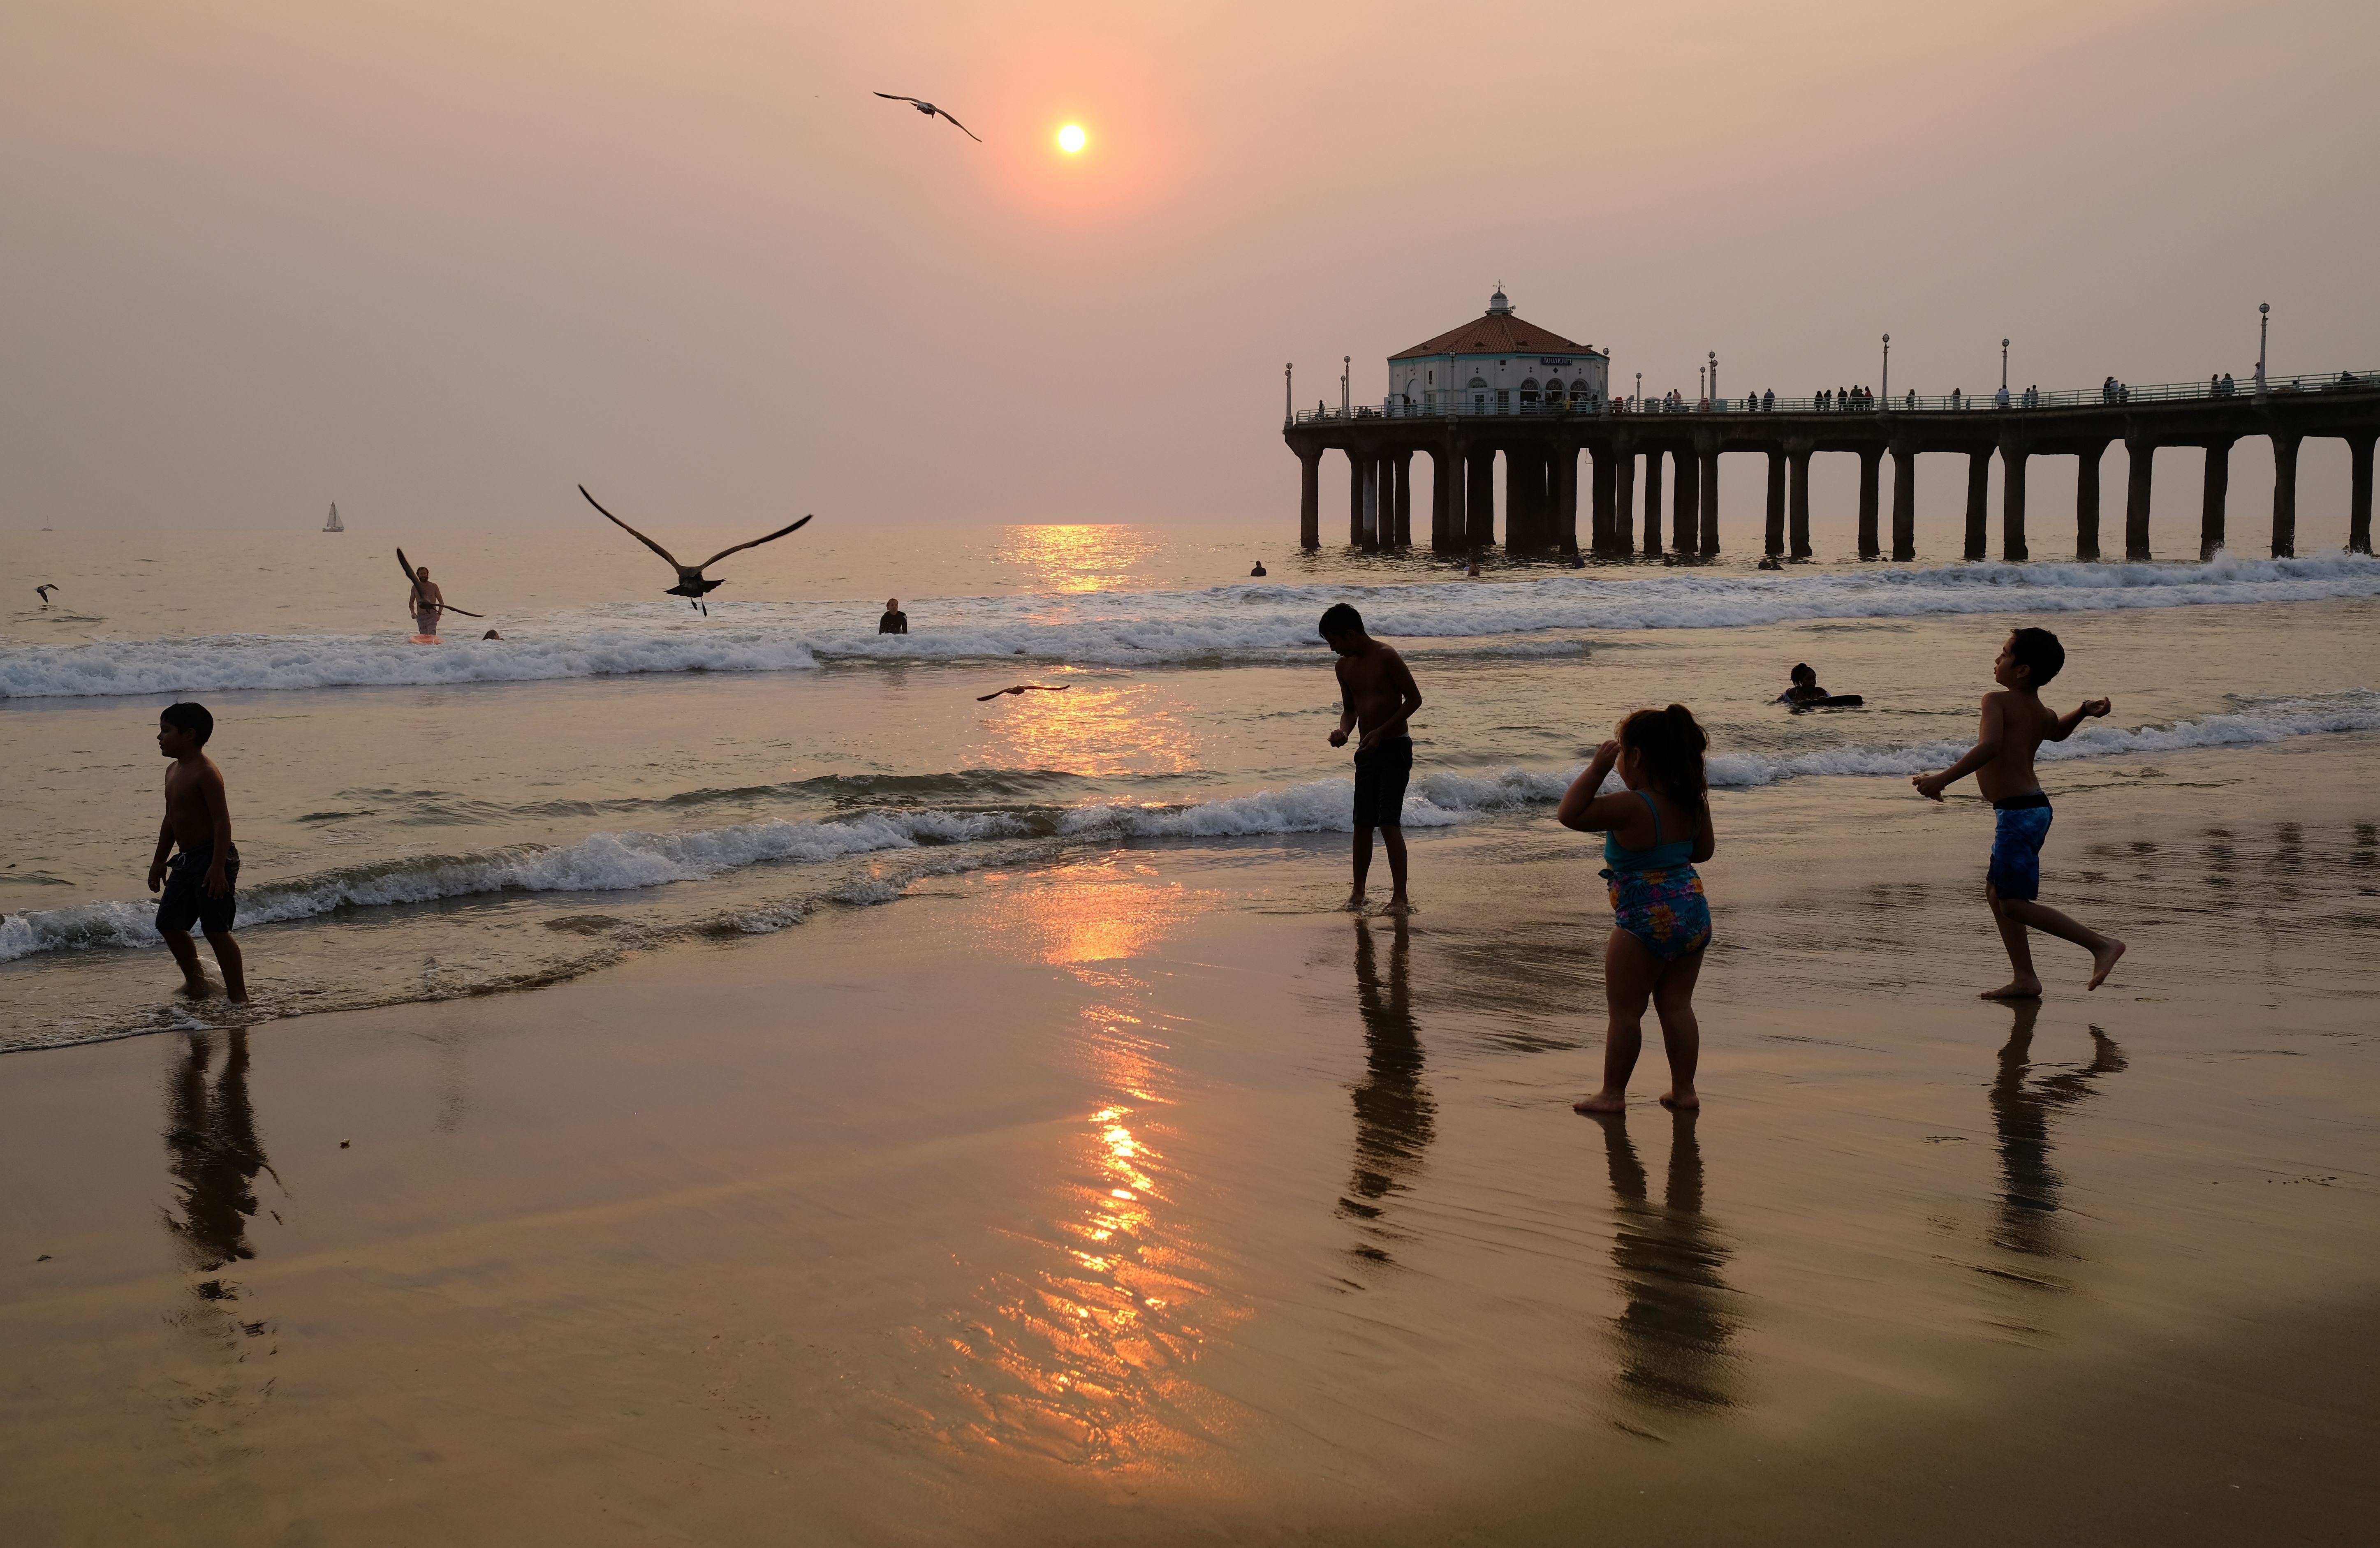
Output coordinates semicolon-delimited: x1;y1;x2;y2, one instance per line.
1776;663;1830;704
407;566;444;638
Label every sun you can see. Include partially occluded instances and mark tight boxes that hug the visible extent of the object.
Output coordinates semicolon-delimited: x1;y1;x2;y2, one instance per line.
1057;124;1087;154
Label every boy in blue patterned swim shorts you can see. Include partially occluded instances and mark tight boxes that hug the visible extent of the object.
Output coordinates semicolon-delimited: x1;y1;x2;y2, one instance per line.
1912;628;2126;999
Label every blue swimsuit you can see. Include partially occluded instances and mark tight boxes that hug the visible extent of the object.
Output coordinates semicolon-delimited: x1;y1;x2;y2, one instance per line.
1602;791;1711;962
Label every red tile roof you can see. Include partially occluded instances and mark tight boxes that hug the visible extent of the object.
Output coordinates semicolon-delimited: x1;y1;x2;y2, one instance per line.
1391;313;1597;360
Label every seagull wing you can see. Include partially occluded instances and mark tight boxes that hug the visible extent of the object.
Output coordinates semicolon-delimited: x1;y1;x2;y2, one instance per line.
579;485;683;568
696;514;813;571
933;108;982;141
874;93;925;105
975;690;1006;702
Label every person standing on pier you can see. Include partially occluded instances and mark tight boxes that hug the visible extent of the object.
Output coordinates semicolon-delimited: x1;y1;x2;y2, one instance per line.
1320;603;1423;918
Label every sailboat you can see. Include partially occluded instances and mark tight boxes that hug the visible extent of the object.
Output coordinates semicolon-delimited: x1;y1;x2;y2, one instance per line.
324;502;344;533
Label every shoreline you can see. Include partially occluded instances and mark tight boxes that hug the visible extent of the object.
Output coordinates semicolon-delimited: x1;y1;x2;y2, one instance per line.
5;761;2377;1543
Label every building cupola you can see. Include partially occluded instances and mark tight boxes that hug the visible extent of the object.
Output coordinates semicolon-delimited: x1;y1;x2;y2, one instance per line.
1485;284;1512;316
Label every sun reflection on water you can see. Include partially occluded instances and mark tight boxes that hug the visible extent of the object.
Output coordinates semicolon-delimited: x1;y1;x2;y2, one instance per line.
971;677;1200;780
928;871;1241;1468
993;524;1167;595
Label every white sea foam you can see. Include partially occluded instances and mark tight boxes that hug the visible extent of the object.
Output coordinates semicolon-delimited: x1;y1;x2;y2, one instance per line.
4;690;2371;967
0;808;1026;965
1706;687;2380;787
7;551;2375;698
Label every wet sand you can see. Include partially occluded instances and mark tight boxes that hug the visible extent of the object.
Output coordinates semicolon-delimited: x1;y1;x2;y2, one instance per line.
3;739;2378;1546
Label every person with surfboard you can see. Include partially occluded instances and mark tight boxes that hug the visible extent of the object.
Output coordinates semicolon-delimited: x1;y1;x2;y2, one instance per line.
396;548;485;643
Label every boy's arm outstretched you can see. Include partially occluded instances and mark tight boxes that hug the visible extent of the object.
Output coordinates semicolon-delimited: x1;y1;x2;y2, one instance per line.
2045;697;2114;742
1912;694;2006;801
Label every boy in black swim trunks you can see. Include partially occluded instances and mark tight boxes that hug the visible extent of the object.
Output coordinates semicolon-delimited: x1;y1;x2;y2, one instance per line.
148;701;248;1002
1911;627;2125;999
1320;603;1423;916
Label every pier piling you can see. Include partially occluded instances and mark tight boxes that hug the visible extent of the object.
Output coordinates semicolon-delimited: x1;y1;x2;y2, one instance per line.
2348;433;2374;554
2001;442;2030;562
2125;435;2157;561
2201;439;2232;560
1889;442;1916;561
1764;449;1786;558
1856;447;1882;560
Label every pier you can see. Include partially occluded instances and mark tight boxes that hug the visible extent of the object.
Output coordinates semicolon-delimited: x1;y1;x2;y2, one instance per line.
1284;370;2380;562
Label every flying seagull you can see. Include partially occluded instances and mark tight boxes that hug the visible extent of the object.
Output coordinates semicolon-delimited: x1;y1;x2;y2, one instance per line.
874;93;981;141
579;485;813;615
976;684;1072;702
35;584;59;607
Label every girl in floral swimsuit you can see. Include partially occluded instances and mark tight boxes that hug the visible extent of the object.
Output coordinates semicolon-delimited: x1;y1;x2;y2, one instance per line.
1555;705;1716;1115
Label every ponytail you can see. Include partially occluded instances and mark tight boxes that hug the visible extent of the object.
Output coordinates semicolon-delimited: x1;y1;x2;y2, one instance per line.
1618;703;1709;812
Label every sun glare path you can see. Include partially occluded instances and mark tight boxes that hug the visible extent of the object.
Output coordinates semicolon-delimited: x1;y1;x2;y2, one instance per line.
1057;124;1087;154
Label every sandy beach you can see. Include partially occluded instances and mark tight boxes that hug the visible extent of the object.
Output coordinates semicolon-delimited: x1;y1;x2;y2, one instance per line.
6;735;2375;1546
12;2;2380;1539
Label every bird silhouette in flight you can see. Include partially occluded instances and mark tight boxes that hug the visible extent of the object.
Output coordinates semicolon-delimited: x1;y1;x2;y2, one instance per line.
976;684;1072;702
874;93;981;141
579;486;813;615
35;584;60;607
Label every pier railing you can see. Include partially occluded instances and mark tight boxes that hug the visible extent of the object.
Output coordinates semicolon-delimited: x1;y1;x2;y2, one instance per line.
1289;368;2380;424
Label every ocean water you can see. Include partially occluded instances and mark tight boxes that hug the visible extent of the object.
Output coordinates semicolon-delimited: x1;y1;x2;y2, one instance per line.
5;519;2379;1053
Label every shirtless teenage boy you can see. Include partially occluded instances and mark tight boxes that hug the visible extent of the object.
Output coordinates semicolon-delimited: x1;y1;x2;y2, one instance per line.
148;701;247;1002
1320;603;1423;916
1912;627;2124;998
408;566;445;638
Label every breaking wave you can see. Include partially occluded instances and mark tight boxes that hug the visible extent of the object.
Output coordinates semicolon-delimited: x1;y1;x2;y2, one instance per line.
0;808;1028;965
7;690;2369;968
5;550;2375;698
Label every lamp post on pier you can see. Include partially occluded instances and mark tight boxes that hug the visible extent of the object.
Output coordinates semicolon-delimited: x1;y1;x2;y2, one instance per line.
2001;339;2010;392
1284;362;1292;427
1341;356;1350;417
1881;334;1890;405
1710;351;1718;408
2257;303;2269;398
1635;371;1641;410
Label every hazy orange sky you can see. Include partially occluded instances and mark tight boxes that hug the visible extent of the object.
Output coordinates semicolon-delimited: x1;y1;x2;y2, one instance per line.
5;0;2376;534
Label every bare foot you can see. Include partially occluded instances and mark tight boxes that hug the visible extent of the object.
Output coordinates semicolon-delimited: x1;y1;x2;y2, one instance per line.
1979;979;2042;1000
1379;898;1416;918
2088;937;2126;990
1658;1090;1700;1111
1339;892;1367;914
175;978;215;1000
1572;1090;1626;1114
